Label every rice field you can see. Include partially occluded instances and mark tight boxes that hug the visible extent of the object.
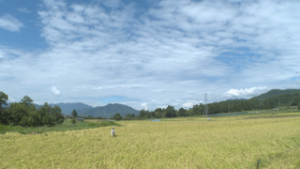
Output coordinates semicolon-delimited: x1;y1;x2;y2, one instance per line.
1;114;300;168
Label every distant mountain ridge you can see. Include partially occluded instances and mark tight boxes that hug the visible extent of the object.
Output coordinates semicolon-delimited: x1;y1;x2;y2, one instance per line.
226;98;246;101
77;103;139;118
32;102;139;117
23;88;300;117
254;89;300;100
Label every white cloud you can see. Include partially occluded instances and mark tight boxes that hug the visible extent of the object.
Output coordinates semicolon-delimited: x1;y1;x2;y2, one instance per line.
51;86;61;96
160;105;168;109
1;0;300;110
225;87;268;97
18;8;32;13
182;102;193;108
0;14;23;32
141;103;148;110
8;96;15;102
103;0;121;8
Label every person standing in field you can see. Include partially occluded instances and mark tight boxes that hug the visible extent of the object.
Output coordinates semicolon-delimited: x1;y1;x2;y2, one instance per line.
111;126;116;137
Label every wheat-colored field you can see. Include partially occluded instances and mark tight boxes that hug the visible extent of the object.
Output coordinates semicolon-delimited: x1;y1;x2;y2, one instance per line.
1;116;300;168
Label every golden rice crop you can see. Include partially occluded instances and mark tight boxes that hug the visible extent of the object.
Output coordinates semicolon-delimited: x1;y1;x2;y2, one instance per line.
1;117;300;168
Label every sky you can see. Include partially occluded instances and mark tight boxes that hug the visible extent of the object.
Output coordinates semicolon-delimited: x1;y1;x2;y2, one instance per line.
0;0;300;111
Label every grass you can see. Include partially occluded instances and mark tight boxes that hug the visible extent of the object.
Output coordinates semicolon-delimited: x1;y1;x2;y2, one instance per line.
0;120;120;135
0;111;300;168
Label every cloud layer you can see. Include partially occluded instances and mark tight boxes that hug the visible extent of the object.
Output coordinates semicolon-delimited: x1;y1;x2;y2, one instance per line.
0;0;300;110
0;14;23;32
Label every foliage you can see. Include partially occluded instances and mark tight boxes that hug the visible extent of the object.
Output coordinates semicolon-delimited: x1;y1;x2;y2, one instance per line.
110;113;123;120
0;91;8;109
21;95;33;106
195;92;300;115
71;109;78;118
165;106;176;117
255;89;300;101
71;118;77;124
123;113;135;120
178;108;187;116
0;91;9;124
0;93;65;127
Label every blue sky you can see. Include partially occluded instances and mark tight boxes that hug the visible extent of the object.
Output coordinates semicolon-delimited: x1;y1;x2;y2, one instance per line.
1;0;300;110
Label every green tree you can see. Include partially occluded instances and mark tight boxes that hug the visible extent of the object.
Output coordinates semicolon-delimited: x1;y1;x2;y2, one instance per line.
139;109;149;119
72;109;78;118
52;105;65;124
123;113;135;120
111;113;123;121
165;106;175;118
178;108;187;117
21;95;33;107
298;101;300;111
9;102;29;125
0;91;9;124
0;91;8;111
154;108;163;118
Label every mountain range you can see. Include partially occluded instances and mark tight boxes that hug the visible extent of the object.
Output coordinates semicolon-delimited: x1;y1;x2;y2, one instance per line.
11;88;300;117
33;102;139;117
254;89;300;100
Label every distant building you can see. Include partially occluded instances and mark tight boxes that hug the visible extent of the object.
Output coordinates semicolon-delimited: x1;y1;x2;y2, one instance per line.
77;118;84;121
273;108;279;111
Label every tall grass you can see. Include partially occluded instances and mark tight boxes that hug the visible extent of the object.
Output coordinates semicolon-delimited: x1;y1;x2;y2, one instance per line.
0;116;300;168
0;120;120;134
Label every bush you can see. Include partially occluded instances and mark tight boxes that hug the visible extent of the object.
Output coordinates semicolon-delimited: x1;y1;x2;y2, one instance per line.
71;118;77;124
88;122;96;127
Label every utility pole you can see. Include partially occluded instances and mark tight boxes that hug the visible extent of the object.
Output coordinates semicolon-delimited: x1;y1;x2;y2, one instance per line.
205;93;208;117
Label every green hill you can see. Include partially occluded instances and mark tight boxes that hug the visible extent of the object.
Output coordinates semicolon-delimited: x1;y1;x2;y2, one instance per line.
255;89;300;101
77;103;139;118
33;102;93;115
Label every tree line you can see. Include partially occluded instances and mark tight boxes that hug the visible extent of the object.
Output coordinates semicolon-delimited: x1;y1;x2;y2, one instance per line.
0;91;65;127
111;92;300;120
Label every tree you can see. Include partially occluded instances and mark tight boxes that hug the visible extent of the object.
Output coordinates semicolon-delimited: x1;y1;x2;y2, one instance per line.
9;102;29;125
139;109;149;119
111;113;123;121
165;106;176;118
0;91;9;124
21;95;33;107
154;108;163;118
71;110;78;118
52;105;65;125
178;108;187;117
0;91;8;111
298;101;300;111
124;113;135;120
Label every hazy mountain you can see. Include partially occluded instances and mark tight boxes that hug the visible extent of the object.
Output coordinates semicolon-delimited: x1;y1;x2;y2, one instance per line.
254;89;300;101
78;103;139;117
226;98;246;101
32;102;139;117
33;102;93;115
